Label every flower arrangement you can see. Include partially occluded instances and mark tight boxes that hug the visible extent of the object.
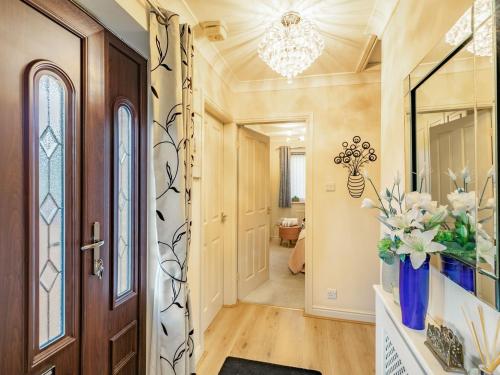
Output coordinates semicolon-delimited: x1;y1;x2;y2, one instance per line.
362;171;448;269
437;166;496;267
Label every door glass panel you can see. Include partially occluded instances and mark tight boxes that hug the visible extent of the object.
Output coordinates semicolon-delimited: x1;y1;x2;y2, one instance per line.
38;74;65;348
117;105;132;297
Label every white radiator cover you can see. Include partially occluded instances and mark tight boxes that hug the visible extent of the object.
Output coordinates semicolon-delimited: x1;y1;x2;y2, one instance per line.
375;285;450;375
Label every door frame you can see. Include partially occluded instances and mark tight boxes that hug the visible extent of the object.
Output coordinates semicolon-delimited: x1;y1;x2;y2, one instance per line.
234;113;314;314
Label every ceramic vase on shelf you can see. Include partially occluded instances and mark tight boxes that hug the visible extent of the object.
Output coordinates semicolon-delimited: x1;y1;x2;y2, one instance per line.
381;255;400;294
347;172;365;198
399;255;430;330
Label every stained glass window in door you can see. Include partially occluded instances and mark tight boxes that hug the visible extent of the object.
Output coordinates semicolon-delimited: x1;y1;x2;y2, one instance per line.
38;74;66;348
117;105;133;296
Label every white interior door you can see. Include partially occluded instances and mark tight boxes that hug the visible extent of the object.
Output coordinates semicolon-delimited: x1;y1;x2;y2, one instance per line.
202;112;224;331
429;113;476;204
238;127;270;299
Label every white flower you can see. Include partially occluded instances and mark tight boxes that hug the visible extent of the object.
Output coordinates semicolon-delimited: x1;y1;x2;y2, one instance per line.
487;165;495;183
397;228;446;269
484;197;495;209
361;198;376;209
394;171;401;185
447;191;476;215
461;166;470;181
406;191;432;210
447;168;457;181
422;205;448;227
419;166;426;180
387;208;424;241
477;236;496;268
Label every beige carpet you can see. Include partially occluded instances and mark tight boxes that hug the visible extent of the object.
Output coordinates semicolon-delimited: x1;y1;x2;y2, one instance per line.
241;239;305;309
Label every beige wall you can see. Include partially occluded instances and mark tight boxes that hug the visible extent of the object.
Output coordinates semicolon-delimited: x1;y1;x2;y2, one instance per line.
236;82;382;320
381;0;500;371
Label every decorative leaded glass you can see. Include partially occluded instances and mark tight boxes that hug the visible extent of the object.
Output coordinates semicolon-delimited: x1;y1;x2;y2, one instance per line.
38;74;65;348
117;106;132;296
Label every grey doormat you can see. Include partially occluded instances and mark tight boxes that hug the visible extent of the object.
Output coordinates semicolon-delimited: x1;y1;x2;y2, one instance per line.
219;357;322;375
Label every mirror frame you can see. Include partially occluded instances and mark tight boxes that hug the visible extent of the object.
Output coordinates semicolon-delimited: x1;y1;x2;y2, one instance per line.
406;1;500;310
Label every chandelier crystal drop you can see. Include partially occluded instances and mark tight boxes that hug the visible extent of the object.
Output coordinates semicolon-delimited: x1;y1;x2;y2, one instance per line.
258;11;325;82
445;0;492;57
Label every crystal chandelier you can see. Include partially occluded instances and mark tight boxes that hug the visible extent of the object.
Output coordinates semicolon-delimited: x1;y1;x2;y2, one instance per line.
258;11;324;82
445;0;492;57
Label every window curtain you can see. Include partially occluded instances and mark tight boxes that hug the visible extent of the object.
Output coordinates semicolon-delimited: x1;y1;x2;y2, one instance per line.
279;146;291;208
148;10;195;375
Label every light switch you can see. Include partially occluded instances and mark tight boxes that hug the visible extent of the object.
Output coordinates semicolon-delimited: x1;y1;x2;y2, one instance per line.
325;183;336;192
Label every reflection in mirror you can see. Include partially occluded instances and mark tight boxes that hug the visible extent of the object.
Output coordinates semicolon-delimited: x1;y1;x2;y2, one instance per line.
404;92;412;193
415;42;478;292
474;17;497;293
410;0;498;309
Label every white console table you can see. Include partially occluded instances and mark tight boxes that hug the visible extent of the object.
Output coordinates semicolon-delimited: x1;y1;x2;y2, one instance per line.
375;285;450;375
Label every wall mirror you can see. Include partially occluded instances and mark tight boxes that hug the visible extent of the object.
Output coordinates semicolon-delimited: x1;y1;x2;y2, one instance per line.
405;0;499;309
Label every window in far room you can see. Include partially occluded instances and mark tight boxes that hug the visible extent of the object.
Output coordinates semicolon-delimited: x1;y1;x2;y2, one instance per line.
290;152;305;203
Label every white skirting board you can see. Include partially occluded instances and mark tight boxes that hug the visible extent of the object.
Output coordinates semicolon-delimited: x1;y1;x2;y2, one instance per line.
309;304;375;323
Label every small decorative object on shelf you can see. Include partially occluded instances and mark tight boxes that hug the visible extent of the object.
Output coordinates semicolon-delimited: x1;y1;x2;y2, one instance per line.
462;305;500;374
424;323;465;373
333;136;377;198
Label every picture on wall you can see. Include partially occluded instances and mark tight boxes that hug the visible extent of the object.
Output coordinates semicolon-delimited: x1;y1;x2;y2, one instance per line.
333;136;377;198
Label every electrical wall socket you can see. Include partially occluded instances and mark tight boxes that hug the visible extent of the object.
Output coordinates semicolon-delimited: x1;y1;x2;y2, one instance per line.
327;289;337;300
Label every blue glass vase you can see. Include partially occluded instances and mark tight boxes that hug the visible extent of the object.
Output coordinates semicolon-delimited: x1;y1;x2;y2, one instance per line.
399;255;429;330
440;254;475;293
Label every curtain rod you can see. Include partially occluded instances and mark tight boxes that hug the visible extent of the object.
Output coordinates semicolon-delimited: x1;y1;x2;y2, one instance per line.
146;0;167;22
275;146;305;150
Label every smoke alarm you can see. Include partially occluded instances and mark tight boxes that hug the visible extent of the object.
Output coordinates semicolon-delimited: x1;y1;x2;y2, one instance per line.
200;21;228;42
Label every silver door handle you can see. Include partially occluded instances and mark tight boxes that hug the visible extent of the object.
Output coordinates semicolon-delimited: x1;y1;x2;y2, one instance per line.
80;240;105;251
81;222;105;279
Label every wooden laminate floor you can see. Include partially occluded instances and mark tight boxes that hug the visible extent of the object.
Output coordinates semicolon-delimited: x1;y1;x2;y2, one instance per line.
196;303;375;375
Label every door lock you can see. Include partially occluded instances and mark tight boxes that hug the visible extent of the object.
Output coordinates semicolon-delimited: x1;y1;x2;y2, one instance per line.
81;222;105;279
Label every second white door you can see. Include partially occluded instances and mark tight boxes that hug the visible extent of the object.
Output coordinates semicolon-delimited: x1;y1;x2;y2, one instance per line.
202;112;224;331
238;127;270;299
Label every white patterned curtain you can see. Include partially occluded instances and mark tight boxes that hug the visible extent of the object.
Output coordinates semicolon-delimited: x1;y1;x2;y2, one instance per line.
148;10;195;375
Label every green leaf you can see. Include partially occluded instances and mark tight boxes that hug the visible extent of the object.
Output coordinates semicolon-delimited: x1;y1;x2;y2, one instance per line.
379;249;395;265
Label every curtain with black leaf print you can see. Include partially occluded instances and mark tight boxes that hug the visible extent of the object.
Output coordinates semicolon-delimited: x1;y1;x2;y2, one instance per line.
279;146;291;208
148;10;195;375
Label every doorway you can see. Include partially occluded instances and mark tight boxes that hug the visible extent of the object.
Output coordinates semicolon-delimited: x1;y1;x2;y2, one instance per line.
238;122;307;310
0;1;147;374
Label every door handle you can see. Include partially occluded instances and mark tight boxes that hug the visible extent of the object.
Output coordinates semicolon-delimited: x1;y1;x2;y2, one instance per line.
81;222;105;279
221;212;228;223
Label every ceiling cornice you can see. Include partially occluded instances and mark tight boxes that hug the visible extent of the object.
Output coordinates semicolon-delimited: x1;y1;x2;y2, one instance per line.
232;70;381;93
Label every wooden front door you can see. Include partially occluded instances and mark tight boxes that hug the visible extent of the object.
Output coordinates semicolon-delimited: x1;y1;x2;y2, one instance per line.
0;1;147;374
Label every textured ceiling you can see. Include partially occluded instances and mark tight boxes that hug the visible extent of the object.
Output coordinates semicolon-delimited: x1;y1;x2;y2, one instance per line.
185;0;377;81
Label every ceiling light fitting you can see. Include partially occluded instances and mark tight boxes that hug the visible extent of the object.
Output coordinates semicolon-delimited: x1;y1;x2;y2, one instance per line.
258;11;324;83
445;0;492;57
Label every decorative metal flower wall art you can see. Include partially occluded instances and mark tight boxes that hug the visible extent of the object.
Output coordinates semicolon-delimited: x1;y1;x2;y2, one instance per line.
334;136;377;198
